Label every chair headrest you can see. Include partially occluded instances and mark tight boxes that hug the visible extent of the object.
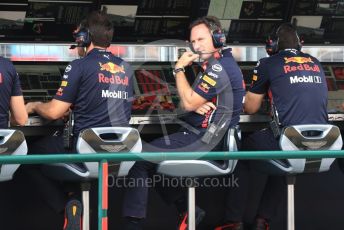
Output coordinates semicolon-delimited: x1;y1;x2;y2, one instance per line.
280;124;342;151
0;130;26;155
77;127;141;153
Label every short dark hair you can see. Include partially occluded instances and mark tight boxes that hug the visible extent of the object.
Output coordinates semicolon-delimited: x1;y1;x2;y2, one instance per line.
189;16;222;32
276;23;300;51
83;11;113;47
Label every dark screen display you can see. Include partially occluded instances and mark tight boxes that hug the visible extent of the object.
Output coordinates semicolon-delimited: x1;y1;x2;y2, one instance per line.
294;0;315;15
137;0;191;16
134;18;161;36
0;9;26;40
26;1;92;25
259;21;280;37
239;1;262;18
260;1;288;18
228;20;280;42
160;18;189;38
1;1;93;41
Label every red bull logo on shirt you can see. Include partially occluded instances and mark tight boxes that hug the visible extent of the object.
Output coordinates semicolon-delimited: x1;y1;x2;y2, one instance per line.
283;56;320;74
98;73;128;86
284;64;320;74
0;73;2;84
56;87;63;96
198;82;210;93
99;62;125;74
284;57;313;64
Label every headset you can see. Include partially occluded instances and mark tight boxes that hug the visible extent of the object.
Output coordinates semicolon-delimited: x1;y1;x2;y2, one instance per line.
70;27;91;49
189;18;226;54
265;23;303;56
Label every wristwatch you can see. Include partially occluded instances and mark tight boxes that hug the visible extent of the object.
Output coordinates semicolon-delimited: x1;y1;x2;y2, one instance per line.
173;67;185;76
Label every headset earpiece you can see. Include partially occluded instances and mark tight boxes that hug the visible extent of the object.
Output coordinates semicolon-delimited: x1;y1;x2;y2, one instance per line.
265;33;279;56
73;27;91;48
208;23;226;48
265;23;302;56
187;18;226;54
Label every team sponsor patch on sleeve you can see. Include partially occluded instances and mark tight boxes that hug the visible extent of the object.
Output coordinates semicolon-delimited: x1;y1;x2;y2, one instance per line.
211;64;223;72
56;87;63;96
198;82;210;93
202;74;217;86
65;65;72;73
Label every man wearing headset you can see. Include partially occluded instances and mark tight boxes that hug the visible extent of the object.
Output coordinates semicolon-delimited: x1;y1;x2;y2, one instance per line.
122;16;245;230
25;11;134;230
26;11;134;150
0;57;27;127
212;23;328;230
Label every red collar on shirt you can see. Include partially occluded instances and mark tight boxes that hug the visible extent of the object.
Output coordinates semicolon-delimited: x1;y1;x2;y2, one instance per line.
201;51;221;70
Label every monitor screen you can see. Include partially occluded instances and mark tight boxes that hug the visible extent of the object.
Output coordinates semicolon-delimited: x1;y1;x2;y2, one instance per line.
324;18;344;41
102;5;137;28
0;11;26;40
239;1;262;19
136;0;191;16
228;20;280;43
294;1;315;15
23;0;93;41
260;1;288;18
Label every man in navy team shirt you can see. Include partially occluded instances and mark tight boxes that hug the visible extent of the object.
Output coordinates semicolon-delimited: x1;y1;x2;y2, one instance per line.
25;11;134;230
26;11;134;149
216;23;328;230
0;57;27;128
122;16;245;230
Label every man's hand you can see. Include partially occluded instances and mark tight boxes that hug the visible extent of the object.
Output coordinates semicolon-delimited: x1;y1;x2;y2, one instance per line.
25;101;42;114
175;51;199;68
195;102;217;115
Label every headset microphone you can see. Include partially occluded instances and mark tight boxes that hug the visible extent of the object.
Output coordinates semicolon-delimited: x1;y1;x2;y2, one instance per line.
195;50;218;55
69;44;86;49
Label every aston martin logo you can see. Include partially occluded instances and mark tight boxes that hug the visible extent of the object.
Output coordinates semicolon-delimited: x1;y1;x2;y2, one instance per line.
0;147;8;154
100;145;127;152
301;141;327;150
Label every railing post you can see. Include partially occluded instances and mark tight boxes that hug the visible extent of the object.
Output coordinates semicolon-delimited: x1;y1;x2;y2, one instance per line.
98;160;108;230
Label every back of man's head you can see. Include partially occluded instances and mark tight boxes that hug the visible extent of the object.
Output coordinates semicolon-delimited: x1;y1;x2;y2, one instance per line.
84;11;113;48
276;23;300;51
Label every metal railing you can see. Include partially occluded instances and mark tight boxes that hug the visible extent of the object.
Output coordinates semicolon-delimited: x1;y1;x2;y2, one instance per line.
1;150;344;230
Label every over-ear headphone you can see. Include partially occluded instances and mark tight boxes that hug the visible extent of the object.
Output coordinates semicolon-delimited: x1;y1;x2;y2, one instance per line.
189;18;226;53
73;27;91;48
265;23;302;56
208;21;226;49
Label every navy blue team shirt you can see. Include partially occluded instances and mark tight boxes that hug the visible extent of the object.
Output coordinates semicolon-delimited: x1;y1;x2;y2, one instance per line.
182;48;245;130
0;57;22;128
249;49;328;126
54;48;134;137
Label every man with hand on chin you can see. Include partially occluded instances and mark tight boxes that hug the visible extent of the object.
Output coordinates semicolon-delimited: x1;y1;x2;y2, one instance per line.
122;16;245;230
